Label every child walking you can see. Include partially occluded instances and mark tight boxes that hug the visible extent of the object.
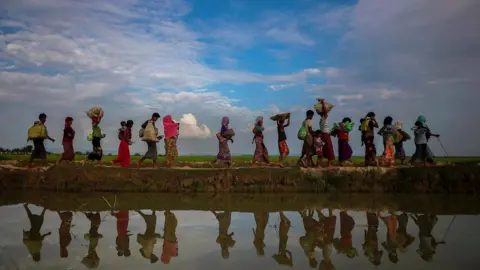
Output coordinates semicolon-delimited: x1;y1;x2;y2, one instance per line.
58;117;75;164
276;114;290;167
409;115;439;166
314;130;325;168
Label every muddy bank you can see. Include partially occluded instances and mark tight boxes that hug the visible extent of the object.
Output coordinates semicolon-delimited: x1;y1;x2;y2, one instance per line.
1;164;479;193
2;191;479;214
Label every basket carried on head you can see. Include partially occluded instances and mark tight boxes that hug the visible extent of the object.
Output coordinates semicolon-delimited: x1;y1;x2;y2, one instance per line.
314;98;334;115
270;112;290;121
85;106;104;120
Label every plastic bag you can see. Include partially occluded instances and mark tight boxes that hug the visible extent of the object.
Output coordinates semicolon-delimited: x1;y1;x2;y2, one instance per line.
27;123;47;140
297;125;307;140
142;121;158;142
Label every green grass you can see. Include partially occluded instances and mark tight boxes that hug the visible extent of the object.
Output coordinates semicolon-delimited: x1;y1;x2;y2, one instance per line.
1;153;480;165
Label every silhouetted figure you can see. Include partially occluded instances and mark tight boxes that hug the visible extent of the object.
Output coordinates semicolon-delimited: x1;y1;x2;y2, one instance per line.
111;210;131;257
379;211;399;264
272;212;293;266
333;210;358;258
317;208;336;270
81;212;103;269
396;213;415;254
136;210;161;263
58;211;73;258
22;204;50;262
253;212;269;256
410;214;444;262
212;211;236;259
362;212;383;266
161;210;178;264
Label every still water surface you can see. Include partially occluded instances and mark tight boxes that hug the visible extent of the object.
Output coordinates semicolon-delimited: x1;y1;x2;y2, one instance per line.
0;193;479;270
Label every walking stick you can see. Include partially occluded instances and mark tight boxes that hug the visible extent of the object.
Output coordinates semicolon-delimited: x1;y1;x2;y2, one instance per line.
441;215;456;243
436;137;449;157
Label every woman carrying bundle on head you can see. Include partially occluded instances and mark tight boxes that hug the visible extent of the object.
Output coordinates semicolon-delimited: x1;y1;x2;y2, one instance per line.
252;116;270;165
163;115;180;168
112;120;134;168
212;117;234;168
81;115;105;166
361;112;379;166
317;99;335;168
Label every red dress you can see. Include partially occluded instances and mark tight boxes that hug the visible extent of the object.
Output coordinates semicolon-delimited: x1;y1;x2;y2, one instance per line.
112;128;131;167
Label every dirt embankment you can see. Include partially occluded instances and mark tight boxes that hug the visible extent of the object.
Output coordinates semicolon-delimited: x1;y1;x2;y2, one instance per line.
1;163;480;194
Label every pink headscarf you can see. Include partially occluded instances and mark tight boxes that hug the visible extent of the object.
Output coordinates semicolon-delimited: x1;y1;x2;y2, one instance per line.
163;115;179;138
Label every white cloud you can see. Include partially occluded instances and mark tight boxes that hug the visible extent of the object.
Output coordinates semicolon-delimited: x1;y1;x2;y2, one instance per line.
178;113;212;139
268;83;296;91
333;94;363;103
303;68;322;75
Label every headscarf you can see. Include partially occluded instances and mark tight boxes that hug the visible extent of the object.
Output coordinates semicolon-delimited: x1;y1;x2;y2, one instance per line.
416;115;426;125
163;115;179;139
65;117;73;127
221;117;229;133
255;116;263;125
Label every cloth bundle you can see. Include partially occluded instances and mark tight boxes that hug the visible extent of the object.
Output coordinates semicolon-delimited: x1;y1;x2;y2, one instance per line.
27;122;47;140
314;98;334;114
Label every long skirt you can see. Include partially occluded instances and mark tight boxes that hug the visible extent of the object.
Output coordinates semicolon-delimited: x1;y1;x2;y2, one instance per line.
60;141;75;161
394;141;406;160
31;139;46;160
411;144;434;163
87;137;103;161
112;140;131;167
321;133;335;161
278;140;290;156
165;137;178;167
381;139;395;165
143;141;158;161
338;139;352;162
217;140;232;163
253;136;269;163
364;136;377;165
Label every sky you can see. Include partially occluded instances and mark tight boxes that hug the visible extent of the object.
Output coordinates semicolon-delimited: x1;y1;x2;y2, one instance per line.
0;0;479;156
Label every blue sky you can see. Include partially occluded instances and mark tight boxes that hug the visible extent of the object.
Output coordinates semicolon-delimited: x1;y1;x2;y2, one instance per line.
0;0;479;156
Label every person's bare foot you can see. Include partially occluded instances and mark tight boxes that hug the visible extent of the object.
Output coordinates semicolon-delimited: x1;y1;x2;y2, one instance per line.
136;161;141;169
97;161;103;167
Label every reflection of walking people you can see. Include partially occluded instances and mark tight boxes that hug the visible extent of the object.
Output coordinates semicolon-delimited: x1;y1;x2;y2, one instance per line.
363;212;383;266
333;210;358;258
82;212;103;269
111;210;131;257
161;211;179;264
396;213;415;253
379;211;399;263
253;212;269;256
212;211;236;259
136;210;161;263
318;208;336;269
22;204;50;262
298;209;322;268
58;211;73;258
410;214;444;261
272;212;293;266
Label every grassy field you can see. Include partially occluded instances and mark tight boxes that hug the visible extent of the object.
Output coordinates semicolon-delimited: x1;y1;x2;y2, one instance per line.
1;154;480;165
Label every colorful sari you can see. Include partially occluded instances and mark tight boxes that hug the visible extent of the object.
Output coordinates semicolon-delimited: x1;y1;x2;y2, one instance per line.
379;125;395;165
216;117;232;163
163;115;179;167
112;128;131;167
252;116;269;163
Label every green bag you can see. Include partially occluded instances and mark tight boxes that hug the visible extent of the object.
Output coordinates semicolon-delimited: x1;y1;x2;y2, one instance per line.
297;125;307;140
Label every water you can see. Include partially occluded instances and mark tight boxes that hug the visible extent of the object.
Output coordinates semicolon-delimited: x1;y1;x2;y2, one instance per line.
0;193;479;270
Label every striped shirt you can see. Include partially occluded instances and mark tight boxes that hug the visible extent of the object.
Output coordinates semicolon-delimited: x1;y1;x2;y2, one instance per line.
319;116;330;133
